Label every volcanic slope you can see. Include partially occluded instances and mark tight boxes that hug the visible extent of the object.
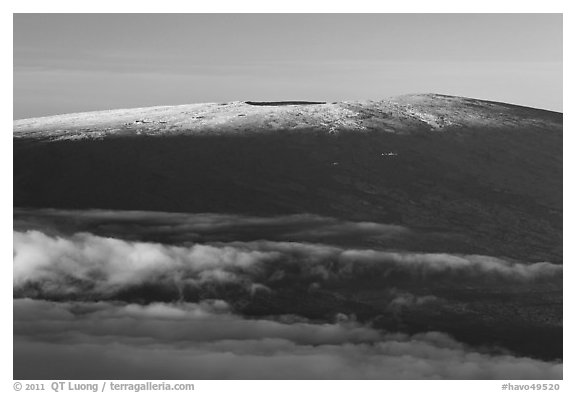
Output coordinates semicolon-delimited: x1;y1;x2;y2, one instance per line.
14;94;562;263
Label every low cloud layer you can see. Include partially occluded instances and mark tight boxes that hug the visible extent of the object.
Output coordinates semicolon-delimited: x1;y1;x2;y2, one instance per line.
14;298;379;346
14;208;488;258
13;208;410;246
13;210;563;379
14;299;562;380
14;230;562;301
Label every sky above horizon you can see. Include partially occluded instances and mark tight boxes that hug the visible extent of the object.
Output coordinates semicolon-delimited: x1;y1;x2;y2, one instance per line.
14;14;562;119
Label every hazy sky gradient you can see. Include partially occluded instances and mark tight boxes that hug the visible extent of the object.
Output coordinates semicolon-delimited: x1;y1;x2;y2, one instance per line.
14;14;562;119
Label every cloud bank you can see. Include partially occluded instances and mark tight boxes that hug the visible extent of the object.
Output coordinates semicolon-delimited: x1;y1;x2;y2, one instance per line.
13;211;563;379
14;230;562;301
14;299;562;380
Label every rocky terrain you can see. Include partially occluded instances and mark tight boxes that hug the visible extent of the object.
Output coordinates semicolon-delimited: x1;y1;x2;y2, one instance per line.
14;94;561;139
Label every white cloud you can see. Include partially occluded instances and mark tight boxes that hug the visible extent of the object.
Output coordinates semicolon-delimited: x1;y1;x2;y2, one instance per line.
14;230;562;300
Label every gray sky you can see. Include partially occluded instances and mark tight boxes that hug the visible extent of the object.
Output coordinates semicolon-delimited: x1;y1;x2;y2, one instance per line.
13;14;562;119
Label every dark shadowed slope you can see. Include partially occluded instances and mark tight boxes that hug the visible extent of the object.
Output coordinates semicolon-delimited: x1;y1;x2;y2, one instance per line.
13;94;562;263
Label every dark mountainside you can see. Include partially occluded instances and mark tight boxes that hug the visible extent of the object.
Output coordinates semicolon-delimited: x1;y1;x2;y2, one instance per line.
14;94;563;264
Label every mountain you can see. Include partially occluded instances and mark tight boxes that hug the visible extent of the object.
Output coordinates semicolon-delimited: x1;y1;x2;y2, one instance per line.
13;94;564;371
13;94;562;263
